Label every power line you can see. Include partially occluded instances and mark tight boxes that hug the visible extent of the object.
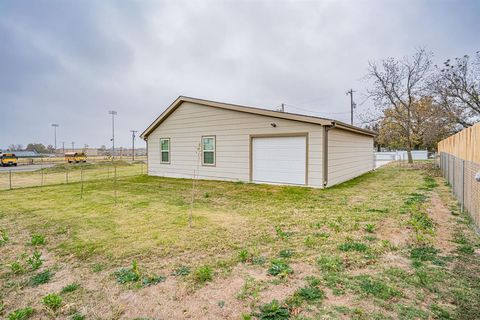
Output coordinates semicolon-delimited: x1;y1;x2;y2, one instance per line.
285;104;350;115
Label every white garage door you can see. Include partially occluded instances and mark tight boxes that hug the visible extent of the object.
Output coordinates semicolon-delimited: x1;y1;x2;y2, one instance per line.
252;136;306;185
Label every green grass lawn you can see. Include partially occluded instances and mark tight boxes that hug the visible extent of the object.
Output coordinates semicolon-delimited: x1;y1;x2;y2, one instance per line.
0;163;479;319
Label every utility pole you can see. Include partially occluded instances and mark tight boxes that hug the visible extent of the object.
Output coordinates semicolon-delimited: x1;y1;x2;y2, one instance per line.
62;142;65;154
51;124;59;150
130;130;137;161
346;89;356;125
108;110;117;160
72;141;75;152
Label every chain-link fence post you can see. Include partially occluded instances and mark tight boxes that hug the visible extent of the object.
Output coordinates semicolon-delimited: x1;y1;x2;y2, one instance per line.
461;159;465;212
9;170;12;190
141;161;143;175
114;165;117;204
80;165;84;199
452;156;455;195
41;168;44;187
66;166;69;184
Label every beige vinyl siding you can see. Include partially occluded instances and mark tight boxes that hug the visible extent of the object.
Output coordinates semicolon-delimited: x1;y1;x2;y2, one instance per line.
147;102;324;187
327;128;374;187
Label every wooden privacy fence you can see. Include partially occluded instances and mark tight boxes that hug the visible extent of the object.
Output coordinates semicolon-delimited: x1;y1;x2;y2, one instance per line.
438;123;480;231
438;123;480;163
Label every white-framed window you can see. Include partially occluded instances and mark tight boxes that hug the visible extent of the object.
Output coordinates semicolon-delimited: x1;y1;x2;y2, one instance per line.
160;138;170;164
202;136;215;166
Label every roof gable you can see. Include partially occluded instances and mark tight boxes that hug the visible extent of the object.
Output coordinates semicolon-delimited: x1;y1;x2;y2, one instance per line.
141;96;376;139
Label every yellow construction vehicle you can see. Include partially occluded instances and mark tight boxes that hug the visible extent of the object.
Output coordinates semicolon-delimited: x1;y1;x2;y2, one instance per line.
65;152;87;164
0;153;18;167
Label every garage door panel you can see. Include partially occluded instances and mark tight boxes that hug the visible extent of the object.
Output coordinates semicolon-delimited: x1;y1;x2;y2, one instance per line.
252;136;306;185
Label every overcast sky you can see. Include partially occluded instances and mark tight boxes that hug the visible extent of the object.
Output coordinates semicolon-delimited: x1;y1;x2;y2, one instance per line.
0;0;479;150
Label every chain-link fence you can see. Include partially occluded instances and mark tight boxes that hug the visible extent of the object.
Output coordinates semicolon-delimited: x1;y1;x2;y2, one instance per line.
439;152;480;230
0;161;146;191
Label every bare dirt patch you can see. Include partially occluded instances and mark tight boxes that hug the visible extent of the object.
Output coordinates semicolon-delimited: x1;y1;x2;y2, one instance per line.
376;218;410;247
429;193;456;252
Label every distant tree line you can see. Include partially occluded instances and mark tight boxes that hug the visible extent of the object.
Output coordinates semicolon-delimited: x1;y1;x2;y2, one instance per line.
364;49;479;162
7;143;55;153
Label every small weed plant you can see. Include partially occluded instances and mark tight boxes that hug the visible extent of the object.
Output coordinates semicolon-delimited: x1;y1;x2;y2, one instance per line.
239;249;251;263
7;307;33;320
71;313;85;320
113;260;141;284
142;275;166;287
171;265;190;276
0;229;9;246
364;224;376;233
26;251;43;270
317;255;344;272
255;300;290;320
338;241;368;252
268;259;293;277
30;270;53;286
278;249;294;259
195;265;213;283
30;234;46;246
9;261;24;274
61;283;80;293
42;293;62;311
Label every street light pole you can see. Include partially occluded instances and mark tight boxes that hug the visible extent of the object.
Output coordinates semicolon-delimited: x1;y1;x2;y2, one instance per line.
108;110;117;160
51;124;59;150
130;130;137;161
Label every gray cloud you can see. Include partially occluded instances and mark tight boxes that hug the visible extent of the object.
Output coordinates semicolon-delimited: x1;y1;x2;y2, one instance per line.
0;0;479;149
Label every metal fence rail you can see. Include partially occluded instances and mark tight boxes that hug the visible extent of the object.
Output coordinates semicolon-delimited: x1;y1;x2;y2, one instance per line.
0;162;146;191
440;152;480;230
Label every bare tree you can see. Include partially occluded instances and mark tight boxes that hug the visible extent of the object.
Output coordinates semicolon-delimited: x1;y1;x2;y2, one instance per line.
366;49;433;163
432;52;480;127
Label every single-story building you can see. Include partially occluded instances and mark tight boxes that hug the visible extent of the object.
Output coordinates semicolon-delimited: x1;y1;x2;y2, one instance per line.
141;96;376;188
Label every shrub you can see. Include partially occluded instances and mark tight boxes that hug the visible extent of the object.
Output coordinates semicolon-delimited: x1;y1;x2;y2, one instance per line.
42;293;62;310
61;283;80;293
195;265;213;283
268;259;293;277
30;270;53;286
317;255;343;272
7;307;33;320
30;234;45;246
255;300;290;320
338;241;368;252
171;265;190;276
26;251;43;270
